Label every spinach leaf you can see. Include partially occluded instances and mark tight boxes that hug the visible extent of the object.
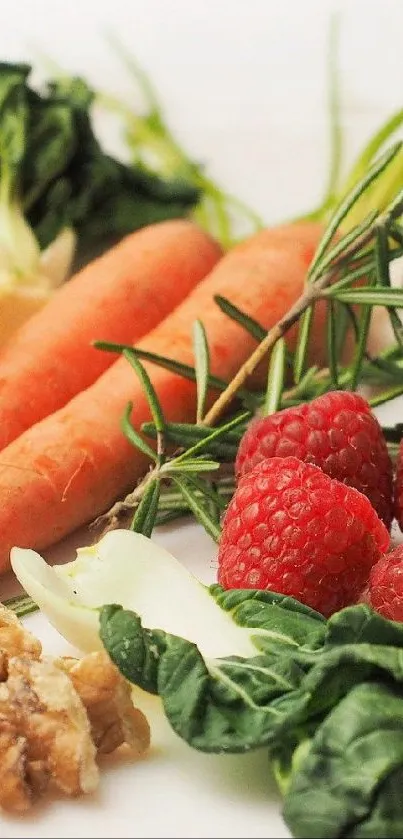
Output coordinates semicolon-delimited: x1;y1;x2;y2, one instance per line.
325;602;403;648
282;681;403;838
100;601;316;753
347;766;403;838
99;595;403;836
211;586;326;653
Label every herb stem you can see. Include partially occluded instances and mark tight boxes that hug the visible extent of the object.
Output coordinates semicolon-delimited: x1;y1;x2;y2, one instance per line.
203;209;398;427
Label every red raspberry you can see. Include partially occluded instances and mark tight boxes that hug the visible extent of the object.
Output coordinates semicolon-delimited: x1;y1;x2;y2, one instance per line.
394;442;403;531
365;545;403;621
235;391;393;528
218;456;389;617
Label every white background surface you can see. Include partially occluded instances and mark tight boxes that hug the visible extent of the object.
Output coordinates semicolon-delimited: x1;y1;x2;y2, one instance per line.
1;0;403;837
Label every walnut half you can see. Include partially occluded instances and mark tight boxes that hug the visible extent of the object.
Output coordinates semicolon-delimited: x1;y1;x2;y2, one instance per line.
0;655;99;810
0;607;150;813
59;652;150;756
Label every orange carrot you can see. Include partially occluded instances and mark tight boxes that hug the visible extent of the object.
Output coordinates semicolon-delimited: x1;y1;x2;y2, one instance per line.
0;221;323;571
0;220;221;450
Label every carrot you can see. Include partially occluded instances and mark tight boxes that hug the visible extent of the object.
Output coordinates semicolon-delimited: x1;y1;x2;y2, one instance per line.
0;220;221;450
0;221;324;571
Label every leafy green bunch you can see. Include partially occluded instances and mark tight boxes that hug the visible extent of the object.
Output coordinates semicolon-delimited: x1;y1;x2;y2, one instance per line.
0;61;200;272
100;590;403;838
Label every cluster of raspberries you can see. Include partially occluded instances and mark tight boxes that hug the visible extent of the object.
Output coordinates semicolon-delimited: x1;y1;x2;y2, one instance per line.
218;391;403;620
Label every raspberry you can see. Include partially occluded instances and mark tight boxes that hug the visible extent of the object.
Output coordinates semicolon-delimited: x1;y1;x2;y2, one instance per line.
365;545;403;621
218;456;389;616
394;442;403;531
235;391;393;528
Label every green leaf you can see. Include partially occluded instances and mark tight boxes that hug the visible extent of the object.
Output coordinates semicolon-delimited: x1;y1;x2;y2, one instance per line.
326;299;339;388
329;286;403;307
264;337;286;414
130;478;160;536
121;401;157;462
141;420;242;460
210;586;326;652
184;474;228;521
171;476;221;542
172;411;250;464
294;306;314;383
141;480;161;538
193;320;210;423
349;302;372;391
100;604;164;694
155;507;190;527
99;604;308;753
122;348;165;463
214;295;266;341
283;682;403;839
330;259;375;292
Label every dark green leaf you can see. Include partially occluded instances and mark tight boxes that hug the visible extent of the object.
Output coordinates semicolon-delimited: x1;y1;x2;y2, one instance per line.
210;586;326;653
184;474;228;521
121;402;157;462
283;682;403;839
214;295;266;341
155;507;191;527
349;296;373;392
326;300;339;388
130;478;160;536
123;348;165;443
141;419;242;460
173;411;250;464
99;604;307;753
100;604;165;693
171;476;221;541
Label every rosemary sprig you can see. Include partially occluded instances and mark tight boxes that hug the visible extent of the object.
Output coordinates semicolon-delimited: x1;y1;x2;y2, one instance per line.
202;149;403;427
